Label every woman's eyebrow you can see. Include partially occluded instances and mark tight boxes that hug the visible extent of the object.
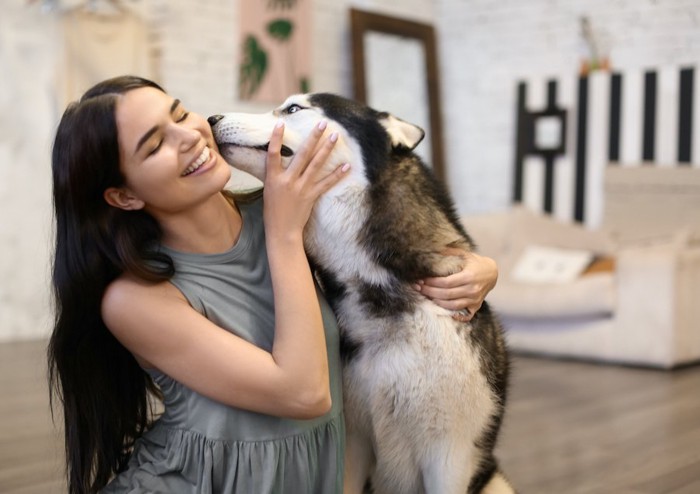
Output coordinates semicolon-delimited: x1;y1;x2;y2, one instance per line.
134;99;182;154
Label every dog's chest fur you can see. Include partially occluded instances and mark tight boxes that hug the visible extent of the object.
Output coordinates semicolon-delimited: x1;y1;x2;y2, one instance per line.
338;296;496;434
303;158;498;446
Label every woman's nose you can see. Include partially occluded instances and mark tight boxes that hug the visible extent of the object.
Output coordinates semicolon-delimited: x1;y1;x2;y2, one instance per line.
174;122;200;151
208;115;224;127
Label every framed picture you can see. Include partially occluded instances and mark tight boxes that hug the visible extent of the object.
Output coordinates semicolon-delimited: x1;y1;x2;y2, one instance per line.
239;0;312;103
350;9;445;181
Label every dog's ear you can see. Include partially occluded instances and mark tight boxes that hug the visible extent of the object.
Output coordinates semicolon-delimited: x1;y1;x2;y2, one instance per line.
378;113;425;151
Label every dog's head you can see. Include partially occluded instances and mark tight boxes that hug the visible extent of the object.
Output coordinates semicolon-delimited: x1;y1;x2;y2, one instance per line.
209;93;425;184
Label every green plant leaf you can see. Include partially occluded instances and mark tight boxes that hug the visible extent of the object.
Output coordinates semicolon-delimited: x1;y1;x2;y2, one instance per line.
267;19;294;41
300;77;310;93
239;35;267;99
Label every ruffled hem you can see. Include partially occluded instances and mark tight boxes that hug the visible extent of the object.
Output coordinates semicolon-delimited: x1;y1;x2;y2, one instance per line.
101;413;345;494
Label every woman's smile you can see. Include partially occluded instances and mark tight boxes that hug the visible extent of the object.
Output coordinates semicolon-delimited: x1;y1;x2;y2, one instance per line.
182;146;213;176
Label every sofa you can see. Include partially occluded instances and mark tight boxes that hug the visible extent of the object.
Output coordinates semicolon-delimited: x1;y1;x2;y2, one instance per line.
463;165;700;368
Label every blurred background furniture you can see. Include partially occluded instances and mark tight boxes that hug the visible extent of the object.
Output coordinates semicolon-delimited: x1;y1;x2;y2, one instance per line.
465;165;700;368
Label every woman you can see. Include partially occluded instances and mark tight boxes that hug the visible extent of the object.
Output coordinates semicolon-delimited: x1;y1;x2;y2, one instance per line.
48;76;497;494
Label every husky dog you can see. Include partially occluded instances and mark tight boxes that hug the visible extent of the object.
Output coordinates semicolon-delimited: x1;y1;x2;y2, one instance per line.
210;94;514;494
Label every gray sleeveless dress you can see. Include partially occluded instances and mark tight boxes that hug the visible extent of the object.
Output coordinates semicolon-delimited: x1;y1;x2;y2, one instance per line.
102;197;345;494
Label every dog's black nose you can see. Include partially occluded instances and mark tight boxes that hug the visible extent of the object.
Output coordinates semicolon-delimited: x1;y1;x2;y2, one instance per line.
208;115;224;127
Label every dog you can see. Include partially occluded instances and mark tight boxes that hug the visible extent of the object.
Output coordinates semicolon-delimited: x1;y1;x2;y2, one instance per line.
210;93;514;494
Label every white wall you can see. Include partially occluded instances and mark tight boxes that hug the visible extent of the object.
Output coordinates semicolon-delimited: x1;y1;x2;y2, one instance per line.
150;0;434;116
0;1;59;342
437;0;700;214
2;0;699;341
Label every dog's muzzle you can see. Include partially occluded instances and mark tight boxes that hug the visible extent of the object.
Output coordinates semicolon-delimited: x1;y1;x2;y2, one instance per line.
208;115;294;157
208;115;225;126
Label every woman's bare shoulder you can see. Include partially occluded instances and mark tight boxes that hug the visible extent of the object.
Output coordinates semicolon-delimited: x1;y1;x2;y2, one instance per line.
103;273;184;311
101;274;188;368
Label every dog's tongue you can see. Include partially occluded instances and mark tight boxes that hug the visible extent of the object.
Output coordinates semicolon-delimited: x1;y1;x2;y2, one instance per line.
255;143;294;157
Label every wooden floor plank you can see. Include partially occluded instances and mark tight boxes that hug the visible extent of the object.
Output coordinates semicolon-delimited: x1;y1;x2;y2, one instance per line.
1;339;699;493
495;357;700;493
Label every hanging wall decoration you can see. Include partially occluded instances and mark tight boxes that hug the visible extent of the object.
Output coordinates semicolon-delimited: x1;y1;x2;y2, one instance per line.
238;0;311;103
514;65;699;227
58;4;156;108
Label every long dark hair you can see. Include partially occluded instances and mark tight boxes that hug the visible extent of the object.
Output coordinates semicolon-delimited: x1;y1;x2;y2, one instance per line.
48;76;174;494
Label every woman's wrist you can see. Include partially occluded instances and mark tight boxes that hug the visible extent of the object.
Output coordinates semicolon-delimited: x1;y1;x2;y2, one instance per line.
265;228;305;251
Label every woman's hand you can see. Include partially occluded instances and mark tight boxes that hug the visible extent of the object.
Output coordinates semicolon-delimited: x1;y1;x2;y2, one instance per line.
415;249;498;322
263;119;349;241
261;120;350;418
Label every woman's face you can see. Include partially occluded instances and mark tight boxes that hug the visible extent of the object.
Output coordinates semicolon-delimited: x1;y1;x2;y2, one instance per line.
112;86;231;214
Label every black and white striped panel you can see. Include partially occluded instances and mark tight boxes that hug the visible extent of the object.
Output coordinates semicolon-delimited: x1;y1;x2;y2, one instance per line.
514;66;700;228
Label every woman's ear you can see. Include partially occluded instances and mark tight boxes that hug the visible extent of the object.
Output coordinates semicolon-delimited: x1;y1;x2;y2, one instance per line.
103;187;145;211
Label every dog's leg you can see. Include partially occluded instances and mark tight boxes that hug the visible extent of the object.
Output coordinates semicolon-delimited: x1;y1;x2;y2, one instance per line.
420;441;473;494
343;431;374;494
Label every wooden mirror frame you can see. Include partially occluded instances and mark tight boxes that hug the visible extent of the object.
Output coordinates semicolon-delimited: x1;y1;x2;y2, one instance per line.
350;8;446;181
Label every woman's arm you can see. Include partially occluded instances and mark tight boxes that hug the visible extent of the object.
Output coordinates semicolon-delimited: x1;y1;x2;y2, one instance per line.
102;277;335;419
415;250;499;321
102;121;349;420
260;119;348;416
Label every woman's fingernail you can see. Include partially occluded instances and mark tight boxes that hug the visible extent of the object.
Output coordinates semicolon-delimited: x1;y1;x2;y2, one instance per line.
318;120;328;130
275;119;284;129
330;132;338;143
341;163;351;172
413;284;421;291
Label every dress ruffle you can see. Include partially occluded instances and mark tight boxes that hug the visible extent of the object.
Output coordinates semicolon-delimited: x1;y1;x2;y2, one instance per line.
102;413;345;494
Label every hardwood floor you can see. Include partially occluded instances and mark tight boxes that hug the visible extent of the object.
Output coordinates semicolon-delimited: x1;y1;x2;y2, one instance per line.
0;339;64;494
1;339;699;493
497;355;700;494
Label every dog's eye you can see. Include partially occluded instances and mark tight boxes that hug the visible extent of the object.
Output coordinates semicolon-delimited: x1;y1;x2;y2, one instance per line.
286;104;302;114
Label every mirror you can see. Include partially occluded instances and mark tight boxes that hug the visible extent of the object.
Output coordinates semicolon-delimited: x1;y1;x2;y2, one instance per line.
350;9;445;181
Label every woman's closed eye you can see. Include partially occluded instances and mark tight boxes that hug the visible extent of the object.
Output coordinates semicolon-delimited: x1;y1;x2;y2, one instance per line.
148;140;163;156
147;111;190;156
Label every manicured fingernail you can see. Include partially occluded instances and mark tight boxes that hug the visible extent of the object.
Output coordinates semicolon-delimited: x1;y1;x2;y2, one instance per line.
275;119;284;129
341;163;351;172
330;132;338;143
317;120;327;130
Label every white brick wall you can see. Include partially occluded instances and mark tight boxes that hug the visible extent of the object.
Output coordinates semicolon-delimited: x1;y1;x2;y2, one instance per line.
2;0;699;340
1;1;60;342
147;0;434;115
437;0;700;214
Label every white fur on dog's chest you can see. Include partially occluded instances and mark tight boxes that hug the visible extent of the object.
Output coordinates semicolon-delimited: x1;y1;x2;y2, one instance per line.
342;301;496;439
305;186;393;286
306;198;499;434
